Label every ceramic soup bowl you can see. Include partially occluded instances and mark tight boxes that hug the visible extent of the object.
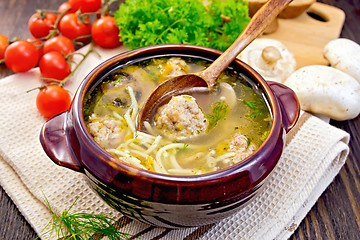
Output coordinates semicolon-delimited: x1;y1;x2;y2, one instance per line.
40;44;300;228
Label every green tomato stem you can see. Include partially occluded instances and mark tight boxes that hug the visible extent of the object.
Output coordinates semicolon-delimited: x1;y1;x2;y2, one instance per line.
59;42;94;87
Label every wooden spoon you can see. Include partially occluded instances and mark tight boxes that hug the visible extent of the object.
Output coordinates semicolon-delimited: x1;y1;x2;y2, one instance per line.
137;0;293;132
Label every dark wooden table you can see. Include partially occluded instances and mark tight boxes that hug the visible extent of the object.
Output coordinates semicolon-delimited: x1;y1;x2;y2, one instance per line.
1;0;359;239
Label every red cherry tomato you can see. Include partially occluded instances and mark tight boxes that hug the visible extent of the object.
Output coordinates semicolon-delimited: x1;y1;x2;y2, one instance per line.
36;85;72;118
59;13;91;41
91;16;121;49
58;1;76;14
28;12;57;38
26;37;44;58
43;35;75;57
0;35;9;61
69;0;101;13
39;51;71;82
4;40;39;72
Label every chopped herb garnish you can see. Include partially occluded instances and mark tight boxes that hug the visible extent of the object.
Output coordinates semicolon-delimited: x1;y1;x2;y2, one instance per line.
182;95;194;100
206;100;229;129
245;136;252;148
244;100;266;119
114;76;124;84
180;143;189;151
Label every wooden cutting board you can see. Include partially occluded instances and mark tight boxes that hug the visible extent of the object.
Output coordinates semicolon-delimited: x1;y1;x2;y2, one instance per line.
261;2;345;69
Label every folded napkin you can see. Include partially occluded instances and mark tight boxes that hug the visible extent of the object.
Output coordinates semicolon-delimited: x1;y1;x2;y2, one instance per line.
0;44;350;240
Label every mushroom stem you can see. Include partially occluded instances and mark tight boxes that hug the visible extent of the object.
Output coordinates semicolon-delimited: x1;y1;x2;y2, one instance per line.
261;46;281;64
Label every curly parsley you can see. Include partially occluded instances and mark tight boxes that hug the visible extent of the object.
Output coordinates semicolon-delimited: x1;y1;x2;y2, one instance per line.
114;0;250;51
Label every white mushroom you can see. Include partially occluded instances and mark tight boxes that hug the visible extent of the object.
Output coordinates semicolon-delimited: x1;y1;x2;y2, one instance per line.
238;38;296;83
284;65;360;121
323;38;360;83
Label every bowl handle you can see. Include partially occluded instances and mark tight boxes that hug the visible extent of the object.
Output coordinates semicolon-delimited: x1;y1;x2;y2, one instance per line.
40;111;83;172
268;81;300;133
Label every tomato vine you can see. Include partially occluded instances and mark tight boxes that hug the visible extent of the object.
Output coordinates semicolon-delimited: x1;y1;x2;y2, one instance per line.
1;0;122;119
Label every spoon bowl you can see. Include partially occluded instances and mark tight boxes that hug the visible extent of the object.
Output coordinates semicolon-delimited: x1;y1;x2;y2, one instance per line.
138;0;293;131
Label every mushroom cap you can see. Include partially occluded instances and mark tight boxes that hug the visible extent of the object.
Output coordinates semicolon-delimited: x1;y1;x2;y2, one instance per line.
238;38;297;83
284;65;360;121
323;38;360;83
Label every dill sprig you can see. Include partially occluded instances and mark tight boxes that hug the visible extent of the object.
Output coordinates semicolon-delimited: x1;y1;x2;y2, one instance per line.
206;100;229;129
178;143;189;152
40;196;130;240
243;100;266;119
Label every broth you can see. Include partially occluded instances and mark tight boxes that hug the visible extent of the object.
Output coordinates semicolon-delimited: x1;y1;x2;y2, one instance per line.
83;56;271;175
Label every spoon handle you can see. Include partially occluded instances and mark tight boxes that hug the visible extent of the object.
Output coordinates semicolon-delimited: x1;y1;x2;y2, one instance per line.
201;0;293;88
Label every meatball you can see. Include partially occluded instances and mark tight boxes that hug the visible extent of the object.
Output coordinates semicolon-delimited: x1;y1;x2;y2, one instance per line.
155;95;208;137
228;133;256;163
87;115;126;148
159;57;189;82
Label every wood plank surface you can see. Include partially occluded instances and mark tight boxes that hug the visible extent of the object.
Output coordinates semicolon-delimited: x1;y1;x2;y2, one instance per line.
264;2;345;68
0;0;360;239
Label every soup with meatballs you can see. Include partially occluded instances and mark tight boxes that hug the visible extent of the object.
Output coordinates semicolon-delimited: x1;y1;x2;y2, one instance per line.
83;56;271;175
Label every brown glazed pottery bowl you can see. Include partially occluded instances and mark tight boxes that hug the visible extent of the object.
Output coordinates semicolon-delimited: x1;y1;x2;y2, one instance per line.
40;44;300;228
